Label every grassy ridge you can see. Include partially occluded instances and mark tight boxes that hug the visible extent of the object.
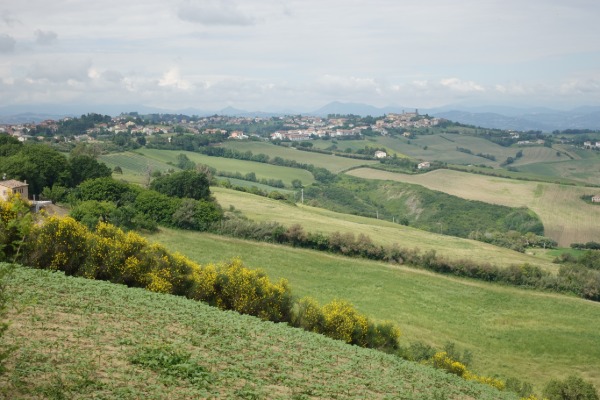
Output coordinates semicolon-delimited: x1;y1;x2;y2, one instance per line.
220;141;378;173
145;229;600;391
100;149;315;187
347;168;600;246
1;265;516;399
213;187;557;271
138;148;316;186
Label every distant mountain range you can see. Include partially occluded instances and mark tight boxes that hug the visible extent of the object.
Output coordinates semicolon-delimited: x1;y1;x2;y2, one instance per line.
2;102;600;131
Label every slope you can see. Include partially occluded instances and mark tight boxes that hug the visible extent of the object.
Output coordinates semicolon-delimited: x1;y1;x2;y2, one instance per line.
1;265;516;400
346;168;600;246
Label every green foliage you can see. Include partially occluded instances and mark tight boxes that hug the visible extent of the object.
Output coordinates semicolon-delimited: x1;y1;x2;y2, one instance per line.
176;153;196;170
70;200;157;232
150;170;211;201
41;184;69;203
134;190;180;225
304;175;544;242
0;134;22;157
77;177;138;203
505;377;534;398
0;263;14;375
70;200;116;229
68;155;112;186
0;143;69;195
543;375;599;400
129;344;212;386
0;195;34;262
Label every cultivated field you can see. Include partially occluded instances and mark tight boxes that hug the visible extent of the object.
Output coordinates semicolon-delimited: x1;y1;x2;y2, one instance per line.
212;187;558;271
146;229;600;391
101;149;315;187
312;134;519;167
99;151;180;185
347;168;600;246
515;148;600;185
221;141;378;173
2;265;516;399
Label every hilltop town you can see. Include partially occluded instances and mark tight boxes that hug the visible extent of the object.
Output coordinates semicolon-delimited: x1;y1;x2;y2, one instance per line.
0;110;443;143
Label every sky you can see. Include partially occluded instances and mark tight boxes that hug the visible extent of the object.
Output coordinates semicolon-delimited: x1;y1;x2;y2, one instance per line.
1;0;600;113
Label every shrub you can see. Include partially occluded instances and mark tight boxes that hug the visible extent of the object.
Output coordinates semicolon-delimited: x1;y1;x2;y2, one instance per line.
211;259;293;322
321;299;369;346
290;297;325;333
0;195;34;262
150;170;211;201
78;177;136;203
543;375;599;400
25;216;90;275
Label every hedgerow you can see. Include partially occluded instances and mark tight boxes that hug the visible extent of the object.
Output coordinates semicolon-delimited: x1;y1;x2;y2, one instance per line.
6;197;401;355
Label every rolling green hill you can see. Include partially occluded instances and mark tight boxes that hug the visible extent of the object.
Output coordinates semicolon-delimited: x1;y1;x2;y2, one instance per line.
100;149;315;187
144;228;600;392
347;168;600;247
220;141;378;173
212;187;558;271
1;265;517;399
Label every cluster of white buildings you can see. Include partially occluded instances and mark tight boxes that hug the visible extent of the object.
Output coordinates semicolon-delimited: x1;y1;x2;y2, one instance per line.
583;141;600;149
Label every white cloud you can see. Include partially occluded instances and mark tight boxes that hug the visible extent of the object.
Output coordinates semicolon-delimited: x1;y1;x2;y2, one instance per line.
158;67;191;90
560;77;600;95
316;74;381;95
440;78;485;93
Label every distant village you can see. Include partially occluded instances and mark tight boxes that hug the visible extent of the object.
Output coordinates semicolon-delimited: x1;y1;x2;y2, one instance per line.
1;110;597;154
0;110;443;144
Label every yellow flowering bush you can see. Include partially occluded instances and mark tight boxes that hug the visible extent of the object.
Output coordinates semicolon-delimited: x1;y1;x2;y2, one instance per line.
26;216;90;274
430;351;467;377
0;195;34;262
428;351;507;391
464;371;506;390
213;258;293;322
189;263;218;302
321;299;369;346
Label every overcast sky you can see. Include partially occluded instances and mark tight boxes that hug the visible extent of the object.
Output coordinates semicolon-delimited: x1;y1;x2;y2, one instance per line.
1;0;599;112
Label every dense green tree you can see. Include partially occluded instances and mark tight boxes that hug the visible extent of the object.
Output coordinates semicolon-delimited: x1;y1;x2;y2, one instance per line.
150;170;211;201
77;177;138;203
0;134;22;157
0;143;70;195
176;153;196;170
70;200;116;230
69;155;112;186
134;190;180;224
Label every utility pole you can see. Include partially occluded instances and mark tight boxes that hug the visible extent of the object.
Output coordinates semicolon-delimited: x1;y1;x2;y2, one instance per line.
301;188;304;204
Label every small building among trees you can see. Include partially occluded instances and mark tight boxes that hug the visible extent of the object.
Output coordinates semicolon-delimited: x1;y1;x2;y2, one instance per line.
592;195;600;203
0;179;29;201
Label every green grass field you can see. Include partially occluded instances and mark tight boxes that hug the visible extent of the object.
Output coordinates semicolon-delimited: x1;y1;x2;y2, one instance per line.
514;149;600;185
212;187;558;271
313;134;518;167
99;152;181;185
138;148;315;187
347;168;600;247
1;265;517;399
220;141;378;173
143;229;600;391
101;149;316;187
